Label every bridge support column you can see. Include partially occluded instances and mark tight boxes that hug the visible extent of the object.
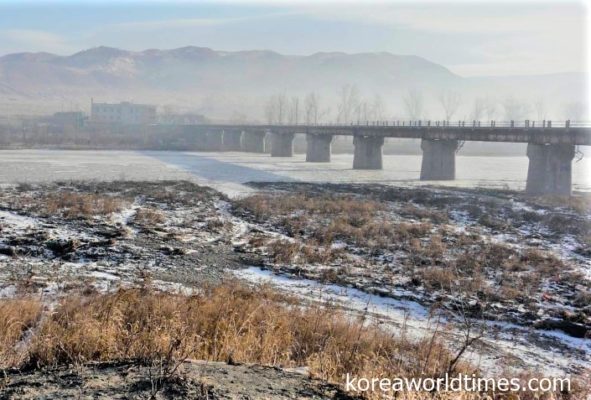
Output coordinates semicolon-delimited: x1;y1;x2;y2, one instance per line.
204;131;223;151
420;139;458;180
223;129;242;151
526;143;575;195
306;134;332;162
353;136;384;169
191;129;208;151
270;132;294;157
242;131;267;153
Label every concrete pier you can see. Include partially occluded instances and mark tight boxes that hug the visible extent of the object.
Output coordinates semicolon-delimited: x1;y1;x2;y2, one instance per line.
306;134;332;162
204;131;223;151
264;134;272;154
420;139;459;180
353;136;384;169
270;132;295;157
526;143;575;195
242;131;267;153
223;129;243;151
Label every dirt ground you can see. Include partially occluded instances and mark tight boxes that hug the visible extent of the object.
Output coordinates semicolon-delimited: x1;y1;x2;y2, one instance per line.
0;360;358;400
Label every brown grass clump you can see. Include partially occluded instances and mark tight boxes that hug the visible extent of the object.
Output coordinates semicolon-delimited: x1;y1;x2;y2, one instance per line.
0;285;587;399
236;193;385;219
266;239;342;264
237;193;433;262
399;204;448;224
33;192;128;218
419;267;456;291
533;195;591;214
15;283;462;384
133;207;166;225
0;298;43;367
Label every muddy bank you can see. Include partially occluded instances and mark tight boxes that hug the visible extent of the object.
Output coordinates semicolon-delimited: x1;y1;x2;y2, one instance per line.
0;360;356;400
0;181;240;298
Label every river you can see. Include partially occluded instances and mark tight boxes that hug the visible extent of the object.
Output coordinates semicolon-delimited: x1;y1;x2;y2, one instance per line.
0;150;589;197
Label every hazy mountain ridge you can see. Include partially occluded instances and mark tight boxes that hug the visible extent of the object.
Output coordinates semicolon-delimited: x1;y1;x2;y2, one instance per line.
0;46;586;119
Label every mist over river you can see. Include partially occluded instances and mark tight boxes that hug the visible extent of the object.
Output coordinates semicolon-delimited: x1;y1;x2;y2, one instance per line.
0;150;589;197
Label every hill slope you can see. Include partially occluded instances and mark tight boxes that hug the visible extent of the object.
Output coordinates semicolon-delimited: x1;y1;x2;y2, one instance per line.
0;46;586;119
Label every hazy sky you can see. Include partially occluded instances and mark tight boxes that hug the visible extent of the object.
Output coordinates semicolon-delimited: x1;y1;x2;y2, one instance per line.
0;0;588;77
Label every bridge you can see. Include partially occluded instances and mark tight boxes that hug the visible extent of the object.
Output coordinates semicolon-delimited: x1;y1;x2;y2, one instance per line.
163;120;591;195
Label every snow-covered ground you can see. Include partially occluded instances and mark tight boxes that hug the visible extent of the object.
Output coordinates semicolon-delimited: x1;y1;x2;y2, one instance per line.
0;152;589;379
234;266;590;377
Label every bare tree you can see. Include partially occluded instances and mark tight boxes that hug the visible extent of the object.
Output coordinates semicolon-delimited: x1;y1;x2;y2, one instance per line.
533;98;547;121
355;99;369;121
264;93;289;124
502;96;531;121
304;92;319;125
483;96;497;121
402;89;423;120
264;96;277;124
370;94;386;121
336;84;360;123
469;97;486;121
564;101;585;121
287;96;300;124
276;93;288;124
318;105;332;123
437;90;462;121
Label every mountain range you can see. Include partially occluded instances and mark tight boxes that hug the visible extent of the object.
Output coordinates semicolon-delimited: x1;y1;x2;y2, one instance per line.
0;46;587;120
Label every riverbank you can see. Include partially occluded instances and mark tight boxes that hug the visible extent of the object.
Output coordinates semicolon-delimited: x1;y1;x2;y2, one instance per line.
0;180;588;383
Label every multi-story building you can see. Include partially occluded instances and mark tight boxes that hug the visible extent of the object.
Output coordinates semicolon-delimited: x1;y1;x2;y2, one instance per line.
90;101;156;124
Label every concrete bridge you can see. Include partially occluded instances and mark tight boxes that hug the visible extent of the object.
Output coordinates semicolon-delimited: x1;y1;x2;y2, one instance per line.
180;120;591;195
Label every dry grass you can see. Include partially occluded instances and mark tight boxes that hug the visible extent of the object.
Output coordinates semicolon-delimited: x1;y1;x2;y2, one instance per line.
533;195;591;214
313;218;432;249
235;192;588;307
0;298;43;366
411;241;577;302
237;193;432;262
266;239;343;264
399;204;448;224
10;283;461;382
0;284;587;399
236;193;385;219
133;207;166;225
10;192;129;219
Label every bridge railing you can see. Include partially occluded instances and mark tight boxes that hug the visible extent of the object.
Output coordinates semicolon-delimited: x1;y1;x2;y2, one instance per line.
244;120;591;128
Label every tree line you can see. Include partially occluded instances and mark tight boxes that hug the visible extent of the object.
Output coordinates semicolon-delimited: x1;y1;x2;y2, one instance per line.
263;85;587;124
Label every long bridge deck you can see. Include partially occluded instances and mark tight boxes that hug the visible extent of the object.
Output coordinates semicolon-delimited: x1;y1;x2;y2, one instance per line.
147;120;590;195
193;122;591;146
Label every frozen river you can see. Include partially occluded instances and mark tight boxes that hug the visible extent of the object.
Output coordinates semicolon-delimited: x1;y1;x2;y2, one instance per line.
0;150;590;196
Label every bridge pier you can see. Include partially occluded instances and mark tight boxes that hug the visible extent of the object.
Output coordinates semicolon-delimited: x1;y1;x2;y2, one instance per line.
223;129;243;151
189;129;207;150
204;131;223;151
242;131;267;153
306;134;332;162
420;139;458;180
526;143;575;195
353;136;384;169
270;132;294;157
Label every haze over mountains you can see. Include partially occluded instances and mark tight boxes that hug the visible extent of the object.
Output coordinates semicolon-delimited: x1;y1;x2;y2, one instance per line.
0;46;587;121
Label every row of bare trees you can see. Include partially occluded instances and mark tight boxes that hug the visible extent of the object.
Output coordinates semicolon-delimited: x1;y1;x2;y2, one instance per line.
408;89;584;122
264;93;331;125
264;86;587;124
264;86;385;125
